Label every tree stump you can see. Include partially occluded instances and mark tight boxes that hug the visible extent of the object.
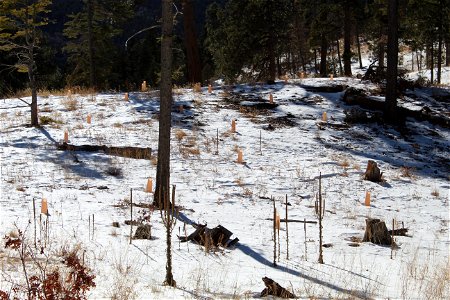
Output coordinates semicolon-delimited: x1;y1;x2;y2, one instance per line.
261;277;296;298
362;218;393;246
364;160;382;182
133;224;152;239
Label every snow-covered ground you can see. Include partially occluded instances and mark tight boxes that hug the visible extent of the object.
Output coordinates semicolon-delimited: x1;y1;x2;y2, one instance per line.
0;77;449;299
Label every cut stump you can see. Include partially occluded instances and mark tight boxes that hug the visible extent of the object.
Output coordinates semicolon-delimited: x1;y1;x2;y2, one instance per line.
261;277;296;298
178;224;237;248
364;160;382;182
362;218;394;246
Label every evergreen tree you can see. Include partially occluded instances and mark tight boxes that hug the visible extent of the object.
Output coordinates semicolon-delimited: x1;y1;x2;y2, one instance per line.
205;0;294;83
0;0;52;126
63;0;132;89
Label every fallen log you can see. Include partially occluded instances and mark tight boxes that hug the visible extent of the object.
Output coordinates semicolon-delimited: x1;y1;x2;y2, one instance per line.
300;84;347;93
342;87;450;128
261;277;296;298
266;218;317;224
388;228;409;236
57;142;151;160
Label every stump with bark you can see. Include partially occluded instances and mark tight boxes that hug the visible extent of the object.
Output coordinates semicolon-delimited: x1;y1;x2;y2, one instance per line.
178;224;238;248
364;160;383;182
362;218;394;246
261;277;296;298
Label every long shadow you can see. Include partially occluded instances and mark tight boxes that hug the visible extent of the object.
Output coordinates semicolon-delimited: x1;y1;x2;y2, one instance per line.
237;242;368;299
314;93;450;180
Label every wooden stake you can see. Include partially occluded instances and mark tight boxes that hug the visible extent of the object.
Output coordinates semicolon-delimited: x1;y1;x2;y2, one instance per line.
273;197;277;267
130;188;133;244
41;198;48;215
231;119;236;133
318;173;324;264
300;72;305;79
391;219;394;259
208;84;212;93
365;191;371;207
125;93;129;101
322;112;327;122
304;217;307;261
92;214;94;239
215;128;219;155
259;130;262;155
269;93;274;104
64;130;69;143
87;114;92;124
285;195;289;260
33;198;36;249
330;74;334;80
88;215;90;241
141;81;147;91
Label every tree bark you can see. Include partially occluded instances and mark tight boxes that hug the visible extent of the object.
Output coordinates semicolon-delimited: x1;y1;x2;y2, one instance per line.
356;28;363;69
154;0;173;210
446;39;450;66
182;0;201;84
29;68;38;127
343;1;352;76
336;39;343;76
320;35;328;77
384;0;399;123
87;0;96;89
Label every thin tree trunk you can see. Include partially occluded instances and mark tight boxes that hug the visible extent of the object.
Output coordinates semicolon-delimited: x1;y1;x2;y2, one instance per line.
154;0;173;210
29;68;38;127
437;37;442;84
356;29;363;69
411;51;414;72
276;55;282;77
336;39;343;76
320;35;328;77
182;0;201;83
446;40;450;66
385;0;398;123
430;43;434;83
87;0;95;89
343;1;352;76
314;48;318;73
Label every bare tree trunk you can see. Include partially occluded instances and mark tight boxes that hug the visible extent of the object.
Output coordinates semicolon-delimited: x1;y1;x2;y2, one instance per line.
314;48;318;73
320;35;328;77
336;39;343;76
182;0;201;83
385;0;398;123
343;1;352;76
29;67;38;127
430;43;434;83
446;39;450;66
356;29;363;69
154;0;173;209
87;0;96;89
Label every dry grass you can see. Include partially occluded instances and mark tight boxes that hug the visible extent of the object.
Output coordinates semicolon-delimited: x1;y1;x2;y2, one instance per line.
399;166;415;178
175;129;187;141
193;82;202;93
431;188;440;197
180;146;200;158
62;95;78;111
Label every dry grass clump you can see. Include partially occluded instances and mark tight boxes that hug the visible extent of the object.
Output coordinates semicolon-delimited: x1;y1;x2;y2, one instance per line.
175;129;187;141
431;188;439;197
179;146;200;158
193;82;202;93
62;95;79;111
399;166;415;178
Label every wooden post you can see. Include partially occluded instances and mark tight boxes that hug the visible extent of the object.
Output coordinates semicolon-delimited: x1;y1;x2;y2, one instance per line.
304;217;307;261
130;188;133;244
269;94;274;104
273;197;277;267
141;81;147;91
391;219;394;259
87;114;92;124
330;74;334;80
208;84;212;93
231;119;236;133
322;112;327;122
259;130;262;155
125;93;129;101
285;194;289;260
277;213;280;262
216;128;219;155
318;173;324;264
92;214;95;240
33;198;37;249
88;215;90;241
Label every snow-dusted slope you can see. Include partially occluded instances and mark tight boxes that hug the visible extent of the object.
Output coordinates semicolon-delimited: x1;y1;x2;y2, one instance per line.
1;78;448;299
